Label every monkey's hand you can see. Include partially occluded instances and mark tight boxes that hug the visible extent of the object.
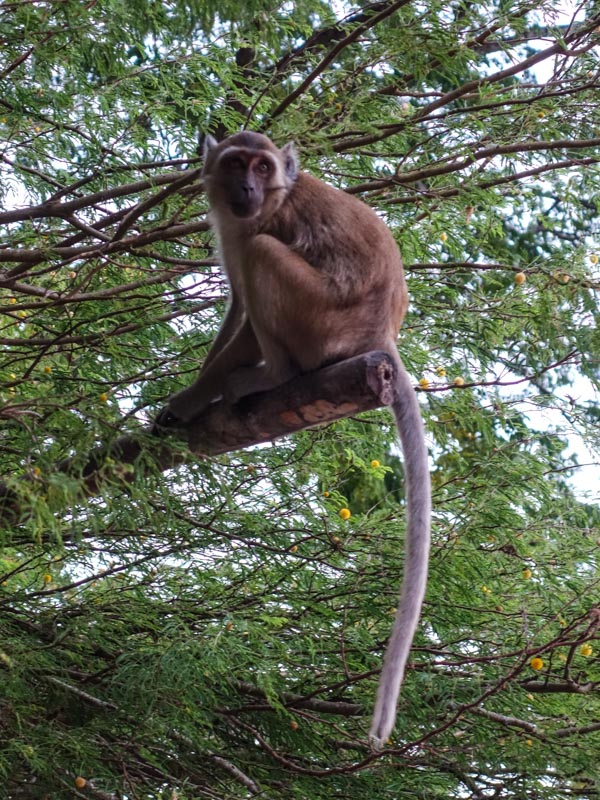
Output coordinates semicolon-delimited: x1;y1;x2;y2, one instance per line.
151;405;185;434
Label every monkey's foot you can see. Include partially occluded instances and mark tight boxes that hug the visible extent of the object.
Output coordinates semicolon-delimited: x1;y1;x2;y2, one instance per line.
225;365;295;403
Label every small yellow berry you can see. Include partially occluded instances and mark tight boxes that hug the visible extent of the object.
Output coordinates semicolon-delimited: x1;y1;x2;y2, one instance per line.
515;272;527;285
339;508;351;520
74;776;87;789
70;271;77;279
331;535;341;545
453;376;465;387
8;297;16;304
225;621;234;631
579;643;593;657
529;656;544;671
290;545;298;553
418;377;429;389
290;720;299;730
522;568;532;580
99;393;108;402
43;366;52;374
525;738;533;746
537;110;546;118
481;585;491;594
9;373;16;380
32;466;42;477
557;616;567;627
554;272;570;284
43;573;52;584
17;311;27;319
439;232;448;242
370;459;380;468
589;253;598;264
322;491;330;497
435;366;446;377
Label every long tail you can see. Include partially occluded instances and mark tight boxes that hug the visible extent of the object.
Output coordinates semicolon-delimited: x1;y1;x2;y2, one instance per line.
369;354;431;748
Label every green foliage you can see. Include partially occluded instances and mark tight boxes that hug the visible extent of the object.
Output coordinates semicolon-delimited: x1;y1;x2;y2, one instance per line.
1;0;599;797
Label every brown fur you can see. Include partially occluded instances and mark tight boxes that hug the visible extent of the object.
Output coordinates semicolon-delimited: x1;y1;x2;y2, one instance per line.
164;133;431;748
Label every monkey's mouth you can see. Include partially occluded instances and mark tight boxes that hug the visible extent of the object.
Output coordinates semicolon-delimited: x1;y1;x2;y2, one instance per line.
229;201;260;219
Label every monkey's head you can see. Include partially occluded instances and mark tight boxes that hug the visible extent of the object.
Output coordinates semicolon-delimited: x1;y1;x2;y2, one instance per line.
202;132;298;221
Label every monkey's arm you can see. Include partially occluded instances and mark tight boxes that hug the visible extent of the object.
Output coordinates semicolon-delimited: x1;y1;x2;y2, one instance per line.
200;290;244;372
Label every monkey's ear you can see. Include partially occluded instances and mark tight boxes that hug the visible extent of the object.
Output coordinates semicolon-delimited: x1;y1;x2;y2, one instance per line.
203;134;219;159
281;142;298;181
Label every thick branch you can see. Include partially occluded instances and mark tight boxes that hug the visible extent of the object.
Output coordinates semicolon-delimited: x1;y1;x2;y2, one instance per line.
0;351;396;527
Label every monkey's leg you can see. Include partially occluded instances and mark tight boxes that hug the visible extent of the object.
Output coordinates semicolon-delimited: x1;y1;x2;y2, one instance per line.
168;317;262;421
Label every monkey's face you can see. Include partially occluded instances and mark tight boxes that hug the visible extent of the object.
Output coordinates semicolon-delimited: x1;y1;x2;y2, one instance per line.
218;152;276;218
203;134;298;223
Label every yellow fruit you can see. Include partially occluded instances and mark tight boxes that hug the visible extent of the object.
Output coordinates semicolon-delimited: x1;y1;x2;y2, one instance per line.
418;377;429;389
99;393;108;402
529;657;544;671
43;366;52;374
225;621;233;631
339;508;351;520
436;366;446;377
9;373;16;380
290;545;298;553
554;272;570;284
453;376;465;387
522;568;532;580
74;776;87;789
331;536;340;545
32;466;42;477
322;491;330;497
370;459;380;468
515;272;526;285
17;311;27;319
579;643;593;657
8;297;16;304
43;574;52;584
525;738;533;746
290;720;299;730
439;232;448;242
589;253;598;264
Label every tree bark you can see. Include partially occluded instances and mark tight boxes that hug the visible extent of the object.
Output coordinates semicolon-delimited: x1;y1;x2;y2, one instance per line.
0;350;396;526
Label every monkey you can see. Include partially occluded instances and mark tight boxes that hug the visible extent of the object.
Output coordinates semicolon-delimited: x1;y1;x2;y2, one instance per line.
158;131;431;749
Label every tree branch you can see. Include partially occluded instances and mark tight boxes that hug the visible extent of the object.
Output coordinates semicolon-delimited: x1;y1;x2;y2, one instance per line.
0;351;397;527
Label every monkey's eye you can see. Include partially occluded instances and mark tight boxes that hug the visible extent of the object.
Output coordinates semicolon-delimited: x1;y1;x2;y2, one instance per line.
256;160;272;174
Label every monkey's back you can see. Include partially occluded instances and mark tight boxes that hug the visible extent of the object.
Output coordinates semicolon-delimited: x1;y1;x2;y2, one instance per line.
261;172;408;349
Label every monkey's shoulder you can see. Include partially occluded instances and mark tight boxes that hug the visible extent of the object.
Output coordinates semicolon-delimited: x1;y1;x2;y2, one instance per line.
266;171;394;250
292;172;381;219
